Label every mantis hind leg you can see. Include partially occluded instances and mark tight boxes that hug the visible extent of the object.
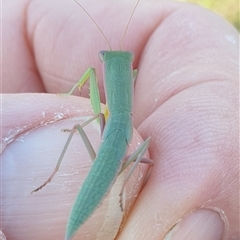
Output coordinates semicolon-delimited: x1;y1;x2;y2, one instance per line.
118;137;153;211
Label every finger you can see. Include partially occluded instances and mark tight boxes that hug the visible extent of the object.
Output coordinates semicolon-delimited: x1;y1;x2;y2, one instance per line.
119;5;238;240
25;0;178;98
134;2;238;127
2;0;44;93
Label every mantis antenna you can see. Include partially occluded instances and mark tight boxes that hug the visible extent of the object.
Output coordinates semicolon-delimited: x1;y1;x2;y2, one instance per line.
74;0;141;51
120;0;141;50
73;0;112;50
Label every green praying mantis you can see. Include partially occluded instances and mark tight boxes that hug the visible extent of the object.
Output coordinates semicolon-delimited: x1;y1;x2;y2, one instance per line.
31;0;153;239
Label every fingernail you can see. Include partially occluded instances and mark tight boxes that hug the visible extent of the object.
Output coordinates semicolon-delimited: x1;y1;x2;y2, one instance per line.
0;230;7;240
164;209;224;240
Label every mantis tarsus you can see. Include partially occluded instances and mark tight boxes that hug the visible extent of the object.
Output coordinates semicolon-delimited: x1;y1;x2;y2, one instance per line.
31;0;153;239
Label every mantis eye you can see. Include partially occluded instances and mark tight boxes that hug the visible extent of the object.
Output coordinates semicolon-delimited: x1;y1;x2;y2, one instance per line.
99;51;106;62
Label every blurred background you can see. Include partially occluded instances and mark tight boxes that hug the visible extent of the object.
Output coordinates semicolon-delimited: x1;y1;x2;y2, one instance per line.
180;0;239;31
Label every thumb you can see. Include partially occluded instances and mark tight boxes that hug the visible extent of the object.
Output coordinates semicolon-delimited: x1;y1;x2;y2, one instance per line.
2;93;149;240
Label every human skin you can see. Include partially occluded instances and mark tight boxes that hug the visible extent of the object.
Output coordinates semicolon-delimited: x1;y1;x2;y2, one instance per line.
1;0;239;239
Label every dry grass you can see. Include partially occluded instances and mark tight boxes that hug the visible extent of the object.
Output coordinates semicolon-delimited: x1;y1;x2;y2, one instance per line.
179;0;239;31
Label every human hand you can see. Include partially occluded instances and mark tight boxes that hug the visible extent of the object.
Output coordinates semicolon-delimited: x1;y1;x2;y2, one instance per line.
2;0;239;239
